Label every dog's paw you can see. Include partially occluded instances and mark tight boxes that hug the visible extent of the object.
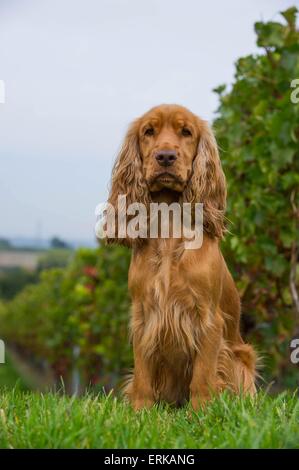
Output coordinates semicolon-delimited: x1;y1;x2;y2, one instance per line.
190;391;211;411
131;397;154;411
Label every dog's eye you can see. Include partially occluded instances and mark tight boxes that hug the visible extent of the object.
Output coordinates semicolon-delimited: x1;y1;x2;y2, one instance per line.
181;127;192;137
144;127;154;136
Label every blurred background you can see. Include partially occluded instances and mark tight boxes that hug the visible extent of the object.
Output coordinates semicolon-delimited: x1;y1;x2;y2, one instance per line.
0;0;298;394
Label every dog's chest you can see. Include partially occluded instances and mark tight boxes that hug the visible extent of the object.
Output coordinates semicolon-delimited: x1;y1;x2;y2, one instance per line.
149;241;198;306
130;241;201;354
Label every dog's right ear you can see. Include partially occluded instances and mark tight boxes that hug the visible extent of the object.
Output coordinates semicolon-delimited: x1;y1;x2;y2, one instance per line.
105;119;150;246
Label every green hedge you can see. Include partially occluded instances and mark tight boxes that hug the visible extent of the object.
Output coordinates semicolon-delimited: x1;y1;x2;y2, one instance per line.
215;7;299;386
0;246;132;389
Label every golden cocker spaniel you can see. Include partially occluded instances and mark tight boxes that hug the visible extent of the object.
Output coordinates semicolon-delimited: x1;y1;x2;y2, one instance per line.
105;104;256;410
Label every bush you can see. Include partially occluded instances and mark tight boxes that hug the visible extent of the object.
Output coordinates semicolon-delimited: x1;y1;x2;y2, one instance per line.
0;267;38;300
0;245;132;391
214;7;299;386
36;249;73;272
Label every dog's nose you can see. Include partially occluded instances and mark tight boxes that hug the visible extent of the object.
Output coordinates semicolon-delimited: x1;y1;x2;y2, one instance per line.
155;150;177;167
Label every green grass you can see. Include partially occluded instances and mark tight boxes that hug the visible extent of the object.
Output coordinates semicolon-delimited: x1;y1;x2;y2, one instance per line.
0;389;298;449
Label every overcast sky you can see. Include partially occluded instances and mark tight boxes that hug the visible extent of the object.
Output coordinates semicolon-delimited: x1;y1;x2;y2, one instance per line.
0;0;294;243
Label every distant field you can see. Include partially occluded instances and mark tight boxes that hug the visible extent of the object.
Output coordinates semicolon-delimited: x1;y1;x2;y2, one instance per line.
0;251;41;271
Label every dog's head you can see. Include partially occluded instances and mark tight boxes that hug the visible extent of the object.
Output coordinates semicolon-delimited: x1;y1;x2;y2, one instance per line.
107;104;226;244
138;105;199;193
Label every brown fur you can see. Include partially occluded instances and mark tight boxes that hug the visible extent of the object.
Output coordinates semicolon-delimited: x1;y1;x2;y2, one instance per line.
106;104;256;410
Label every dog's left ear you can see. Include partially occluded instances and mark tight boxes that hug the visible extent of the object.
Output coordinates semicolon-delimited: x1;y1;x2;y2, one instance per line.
183;119;227;238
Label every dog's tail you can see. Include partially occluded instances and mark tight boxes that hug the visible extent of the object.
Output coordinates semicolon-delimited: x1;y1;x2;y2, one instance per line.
217;342;257;395
231;343;257;395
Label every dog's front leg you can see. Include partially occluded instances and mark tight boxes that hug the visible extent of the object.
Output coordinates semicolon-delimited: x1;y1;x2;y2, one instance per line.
190;312;223;410
129;339;155;411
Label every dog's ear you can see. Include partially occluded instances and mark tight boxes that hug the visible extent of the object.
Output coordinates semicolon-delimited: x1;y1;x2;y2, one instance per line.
106;119;150;246
183;119;227;238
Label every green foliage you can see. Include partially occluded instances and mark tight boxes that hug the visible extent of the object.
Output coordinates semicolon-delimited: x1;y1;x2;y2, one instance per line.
0;354;29;391
0;245;131;389
0;390;298;448
214;7;299;383
0;250;72;301
0;268;38;300
36;249;72;272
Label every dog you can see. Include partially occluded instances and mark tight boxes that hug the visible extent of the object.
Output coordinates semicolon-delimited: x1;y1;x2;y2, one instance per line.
105;104;256;410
